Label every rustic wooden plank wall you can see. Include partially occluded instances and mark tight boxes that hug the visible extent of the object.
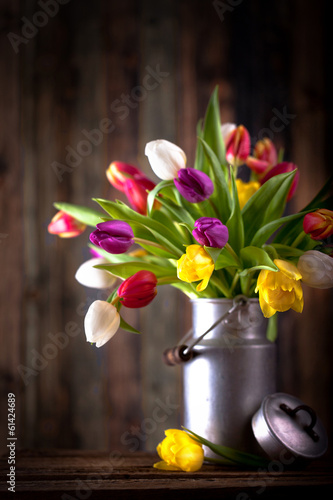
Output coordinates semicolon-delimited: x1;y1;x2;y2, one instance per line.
0;0;331;456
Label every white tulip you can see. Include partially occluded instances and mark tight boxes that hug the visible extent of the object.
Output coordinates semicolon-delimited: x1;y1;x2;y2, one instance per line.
75;258;116;289
145;139;187;180
84;300;120;347
297;250;333;289
221;122;236;144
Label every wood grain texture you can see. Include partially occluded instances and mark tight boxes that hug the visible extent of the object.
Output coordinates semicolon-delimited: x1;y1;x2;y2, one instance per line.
0;450;332;500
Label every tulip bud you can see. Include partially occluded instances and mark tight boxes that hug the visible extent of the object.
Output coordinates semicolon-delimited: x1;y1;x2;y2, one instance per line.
154;429;204;472
48;210;86;238
225;125;251;167
89;220;134;254
123;176;157;215
84;300;120;347
260;162;299;200
246;138;278;175
303;209;333;240
177;244;214;292
75;258;117;289
117;270;157;308
192;217;229;248
145;139;187;180
255;259;303;318
106;161;144;193
297;250;333;289
174;168;214;203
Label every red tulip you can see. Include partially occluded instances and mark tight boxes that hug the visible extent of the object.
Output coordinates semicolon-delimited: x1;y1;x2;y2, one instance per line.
260;162;299;201
225;125;251;167
117;270;157;308
123;176;157;215
303;209;333;240
48;210;86;238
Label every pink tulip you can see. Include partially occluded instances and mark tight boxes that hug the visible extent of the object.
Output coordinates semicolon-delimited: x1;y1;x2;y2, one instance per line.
48;211;86;238
225;125;251;167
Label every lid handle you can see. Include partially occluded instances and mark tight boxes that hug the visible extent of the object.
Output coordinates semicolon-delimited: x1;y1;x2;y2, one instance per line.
279;403;319;442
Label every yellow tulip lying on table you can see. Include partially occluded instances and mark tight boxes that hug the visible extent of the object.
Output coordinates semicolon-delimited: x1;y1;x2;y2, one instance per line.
153;429;269;472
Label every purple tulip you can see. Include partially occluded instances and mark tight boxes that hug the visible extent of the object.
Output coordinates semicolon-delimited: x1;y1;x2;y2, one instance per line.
174;168;214;203
192;217;229;248
89;220;134;254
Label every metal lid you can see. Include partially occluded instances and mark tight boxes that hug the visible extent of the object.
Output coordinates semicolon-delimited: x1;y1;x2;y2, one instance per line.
252;392;328;461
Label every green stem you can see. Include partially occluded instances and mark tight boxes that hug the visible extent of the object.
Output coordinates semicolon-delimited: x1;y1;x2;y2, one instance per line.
225;243;241;266
291;230;307;248
210;274;232;298
229;272;240;295
204;456;236;466
134;237;174;254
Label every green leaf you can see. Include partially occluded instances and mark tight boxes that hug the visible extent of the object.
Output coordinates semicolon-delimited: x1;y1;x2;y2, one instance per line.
199;137;232;221
268;244;305;259
194;118;204;170
266;314;278;342
119;316;141;334
204;246;223;263
215;247;240;270
239;246;278;276
147;180;174;215
226;170;244;253
183;427;269;468
95;261;177;280
202;86;226;171
242;170;296;246
54;202;104;227
251;210;312;247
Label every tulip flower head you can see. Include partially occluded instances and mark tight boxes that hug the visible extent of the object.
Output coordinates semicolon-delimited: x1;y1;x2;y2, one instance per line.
84;300;120;347
255;259;303;318
117;270;157;308
154;429;204;472
177;244;214;292
89;220;134;254
236;179;261;210
260;162;299;201
246;138;278;175
303;209;333;240
225;125;251;167
75;258;117;289
297;250;333;289
106;161;144;193
145;139;187;180
106;161;157;215
221;122;236;145
48;210;86;238
174;168;214;203
123;176;157;215
192;217;229;248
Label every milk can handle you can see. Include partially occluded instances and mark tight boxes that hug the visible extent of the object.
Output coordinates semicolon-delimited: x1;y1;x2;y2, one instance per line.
163;295;248;366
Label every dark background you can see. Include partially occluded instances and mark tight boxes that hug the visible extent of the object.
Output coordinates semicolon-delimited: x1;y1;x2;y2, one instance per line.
0;0;332;457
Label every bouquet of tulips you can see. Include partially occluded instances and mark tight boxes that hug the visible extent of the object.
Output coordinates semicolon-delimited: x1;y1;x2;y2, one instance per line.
48;88;333;347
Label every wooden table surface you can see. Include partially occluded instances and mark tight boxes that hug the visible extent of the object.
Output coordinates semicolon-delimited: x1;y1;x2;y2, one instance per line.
0;449;332;499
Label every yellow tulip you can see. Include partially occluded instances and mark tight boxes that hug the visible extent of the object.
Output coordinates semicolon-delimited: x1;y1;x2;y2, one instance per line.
154;429;204;472
236;179;261;209
255;259;303;318
177;245;214;292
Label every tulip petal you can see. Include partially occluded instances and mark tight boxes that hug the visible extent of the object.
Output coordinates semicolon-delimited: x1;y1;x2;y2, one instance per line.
153;461;181;471
84;301;120;347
